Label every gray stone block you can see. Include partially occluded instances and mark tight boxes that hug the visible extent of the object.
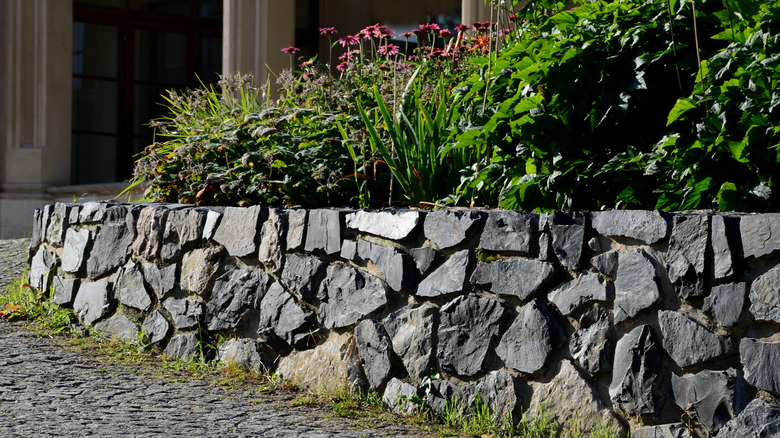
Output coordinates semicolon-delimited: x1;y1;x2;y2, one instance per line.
748;264;780;324
356;239;416;291
470;258;554;301
317;264;389;329
710;215;736;280
30;206;49;249
355;319;395;390
160;208;206;261
437;294;505;377
468;371;522;422
417;249;470;297
716;397;780;438
61;228;90;273
549;211;587;270
52;276;78;306
740;338;780;395
497;298;563;375
163;333;199;361
217;338;269;373
667;214;708;299
703;283;747;327
670;368;746;434
201;209;222;240
610;325;666;418
73;281;113;326
141;310;170;345
409;247;438;276
258;208;287;273
340;239;358;261
740;214;780;259
548;270;611;316
285;209;307;251
257;282;318;348
614;249;662;324
45;203;71;246
659;310;735;369
479;210;538;254
87;206;134;279
304;209;343;255
632;424;691;438
590;251;618;277
591;210;669;244
570;317;612;374
382;304;436;384
382;378;418;415
142;262;177;300
94;313;139;343
345;209;422;240
78;201;108;224
180;246;222;296
29;246;55;292
131;206;168;260
212;206;265;257
115;261;152;312
205;266;269;331
423;210;485;249
281;253;327;301
163;296;204;330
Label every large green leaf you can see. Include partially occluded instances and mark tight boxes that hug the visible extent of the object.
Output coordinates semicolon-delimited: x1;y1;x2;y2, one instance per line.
666;98;698;126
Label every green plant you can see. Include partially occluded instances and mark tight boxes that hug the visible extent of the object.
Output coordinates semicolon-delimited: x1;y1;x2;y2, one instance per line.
0;272;73;334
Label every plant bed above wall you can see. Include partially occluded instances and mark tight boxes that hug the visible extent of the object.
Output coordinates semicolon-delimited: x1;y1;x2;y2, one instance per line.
28;201;780;437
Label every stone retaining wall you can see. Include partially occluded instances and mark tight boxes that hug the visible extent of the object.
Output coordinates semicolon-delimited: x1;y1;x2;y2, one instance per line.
27;202;780;437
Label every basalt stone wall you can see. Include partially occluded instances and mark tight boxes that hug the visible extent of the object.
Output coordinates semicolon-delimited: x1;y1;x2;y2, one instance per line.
27;201;780;437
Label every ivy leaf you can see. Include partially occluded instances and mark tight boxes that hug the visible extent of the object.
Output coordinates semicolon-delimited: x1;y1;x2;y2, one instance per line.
667;98;698;126
717;182;743;211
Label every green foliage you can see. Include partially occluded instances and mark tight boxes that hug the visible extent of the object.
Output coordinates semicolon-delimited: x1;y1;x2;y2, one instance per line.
0;272;73;333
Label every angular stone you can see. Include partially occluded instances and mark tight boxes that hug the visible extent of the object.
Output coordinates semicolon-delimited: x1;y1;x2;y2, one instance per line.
740;338;780;395
68;205;81;224
205;266;269;331
73;281;113;326
356;240;416;291
94;313;139;343
659;310;735;368
549;211;587;270
632;424;691;438
438;294;505;377
570;317;613;374
667;214;708;299
538;231;554;262
318;264;389;329
703;283;747;327
87;206;134;279
52;276;78;306
217;338;269;372
748;264;780;324
497;298;563;375
716;397;780;438
382;378;419;415
45;203;71;246
180;246;223;296
131;206;168;260
304;209;343;255
417;250;470;297
382;304;436;384
29;246;55;292
479;211;538;254
281;254;327;301
163;297;204;330
423;210;485;249
409;247;438;276
711;215;736;280
425;380;465;416
588;236;601;252
470;258;555;301
78;201;109;224
614;249;662;324
141;310;170;345
591;251;618;277
160;208;206;261
163;333;199;361
258;208;287;273
345;209;422;240
201;209;222;240
115;261;152;312
30;206;49;249
740;214;780;259
670;369;746;434
212;206;265;257
527;360;625;436
285;209;307;251
467;371;523;422
591;210;669;244
276;332;365;392
610;325;666;418
257;282;318;348
340;239;357;261
355;319;395;390
142;262;177;300
548;271;611;316
61;228;90;273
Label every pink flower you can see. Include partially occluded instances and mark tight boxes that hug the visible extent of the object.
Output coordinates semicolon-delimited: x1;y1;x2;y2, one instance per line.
319;27;338;35
281;46;300;54
338;35;360;47
455;24;469;32
401;31;414;38
337;62;350;72
439;29;452;38
302;72;316;80
378;44;400;56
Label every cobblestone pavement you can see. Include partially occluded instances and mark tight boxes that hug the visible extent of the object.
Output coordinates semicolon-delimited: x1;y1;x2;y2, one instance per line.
0;321;426;437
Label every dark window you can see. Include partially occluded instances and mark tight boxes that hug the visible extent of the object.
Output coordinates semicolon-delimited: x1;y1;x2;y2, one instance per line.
72;0;222;184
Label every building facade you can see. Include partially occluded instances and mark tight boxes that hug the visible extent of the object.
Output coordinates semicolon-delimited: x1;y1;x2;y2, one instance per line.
0;0;493;238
